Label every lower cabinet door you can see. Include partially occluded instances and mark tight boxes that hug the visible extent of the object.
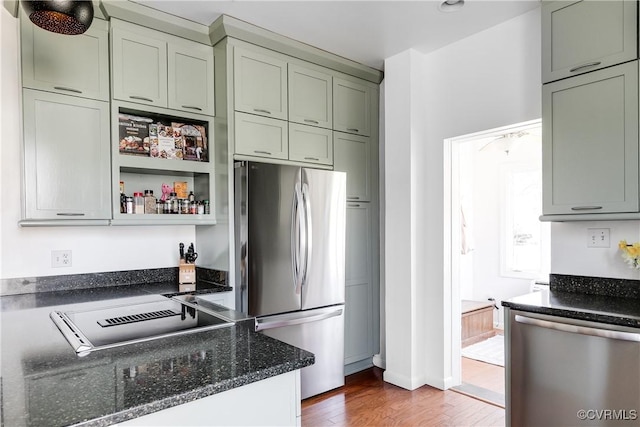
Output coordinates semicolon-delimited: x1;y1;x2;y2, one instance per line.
235;111;288;160
345;282;372;365
22;89;111;220
288;123;333;165
344;203;373;365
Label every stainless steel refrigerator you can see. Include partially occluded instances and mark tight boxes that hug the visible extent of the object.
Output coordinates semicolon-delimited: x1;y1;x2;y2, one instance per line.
234;161;346;399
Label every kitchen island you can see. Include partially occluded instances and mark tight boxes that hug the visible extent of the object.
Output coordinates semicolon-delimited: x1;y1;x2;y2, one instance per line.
0;278;314;427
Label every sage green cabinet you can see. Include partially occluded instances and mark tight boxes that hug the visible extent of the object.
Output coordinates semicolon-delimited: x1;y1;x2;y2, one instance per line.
288;64;332;129
111;19;168;107
235;112;289;160
111;19;215;116
20;15;109;101
542;61;639;215
542;0;637;84
234;46;288;120
344;203;373;365
333;78;371;136
288;123;333;165
22;89;111;222
334;132;371;202
168;41;215;116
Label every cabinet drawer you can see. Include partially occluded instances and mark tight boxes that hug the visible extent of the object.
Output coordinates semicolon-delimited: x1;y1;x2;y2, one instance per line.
542;0;637;83
235;112;289;160
289;123;333;165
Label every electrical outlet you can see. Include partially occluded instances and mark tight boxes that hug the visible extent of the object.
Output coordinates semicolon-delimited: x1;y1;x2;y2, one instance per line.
51;250;72;268
587;228;610;248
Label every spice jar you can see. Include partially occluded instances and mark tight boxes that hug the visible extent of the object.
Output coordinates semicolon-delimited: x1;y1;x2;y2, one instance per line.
180;199;190;215
197;201;204;215
170;192;179;214
125;197;134;214
144;190;156;214
190;200;197;215
156;201;163;214
204;200;210;215
133;192;144;214
164;199;171;214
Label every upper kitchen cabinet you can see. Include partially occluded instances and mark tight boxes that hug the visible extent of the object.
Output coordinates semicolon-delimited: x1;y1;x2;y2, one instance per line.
334;132;371;202
234;46;288;120
541;61;638;216
288;64;332;129
111;19;167;107
333;78;371;137
111;19;215;116
20;15;109;101
288;123;333;166
542;0;637;84
167;40;215;115
21;89;111;224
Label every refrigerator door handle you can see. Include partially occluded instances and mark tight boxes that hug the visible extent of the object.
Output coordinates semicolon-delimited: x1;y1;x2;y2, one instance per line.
255;307;343;331
301;182;312;287
292;182;306;294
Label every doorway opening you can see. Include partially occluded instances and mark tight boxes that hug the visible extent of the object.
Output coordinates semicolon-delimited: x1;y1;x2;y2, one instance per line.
445;119;549;406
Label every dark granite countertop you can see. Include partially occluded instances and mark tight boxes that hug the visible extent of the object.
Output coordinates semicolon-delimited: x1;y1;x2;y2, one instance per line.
502;274;640;328
0;283;314;427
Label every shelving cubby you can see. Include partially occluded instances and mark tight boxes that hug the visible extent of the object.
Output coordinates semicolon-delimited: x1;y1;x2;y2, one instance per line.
111;101;216;226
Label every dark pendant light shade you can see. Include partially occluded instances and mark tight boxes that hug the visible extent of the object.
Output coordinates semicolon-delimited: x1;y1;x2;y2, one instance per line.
21;0;94;35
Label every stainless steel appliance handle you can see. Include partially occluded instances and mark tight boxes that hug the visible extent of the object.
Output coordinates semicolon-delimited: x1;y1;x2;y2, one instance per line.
301;182;312;287
255;307;343;331
291;183;300;291
292;182;306;293
515;315;640;342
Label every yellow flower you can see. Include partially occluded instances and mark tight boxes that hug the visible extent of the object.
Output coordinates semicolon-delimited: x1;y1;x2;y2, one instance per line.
619;240;628;249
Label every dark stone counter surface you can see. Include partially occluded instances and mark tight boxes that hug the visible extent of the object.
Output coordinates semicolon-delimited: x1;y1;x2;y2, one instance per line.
502;274;640;328
0;281;314;427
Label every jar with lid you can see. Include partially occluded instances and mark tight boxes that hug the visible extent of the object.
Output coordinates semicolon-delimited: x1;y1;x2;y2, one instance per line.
190;200;197;215
197;201;204;215
170;192;179;214
156;200;163;214
144;190;156;214
133;192;145;214
204;200;210;215
180;199;190;215
163;199;171;214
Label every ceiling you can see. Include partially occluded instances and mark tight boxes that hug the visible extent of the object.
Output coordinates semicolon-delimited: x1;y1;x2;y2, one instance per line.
134;1;540;71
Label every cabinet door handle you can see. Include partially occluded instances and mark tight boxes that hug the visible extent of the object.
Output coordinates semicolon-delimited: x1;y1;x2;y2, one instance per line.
304;119;319;124
347;128;360;133
182;105;203;111
129;95;154;103
53;86;82;94
304;157;320;161
347;196;360;200
254;109;272;114
348;204;361;208
571;206;603;211
56;213;85;216
569;61;602;73
254;150;272;156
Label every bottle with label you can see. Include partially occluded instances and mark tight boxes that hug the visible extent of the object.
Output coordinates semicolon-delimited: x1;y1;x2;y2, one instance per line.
170;192;179;214
204;200;210;215
125;197;134;214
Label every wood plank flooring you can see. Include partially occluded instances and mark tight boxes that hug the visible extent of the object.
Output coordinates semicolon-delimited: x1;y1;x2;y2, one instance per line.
302;367;505;426
461;357;504;396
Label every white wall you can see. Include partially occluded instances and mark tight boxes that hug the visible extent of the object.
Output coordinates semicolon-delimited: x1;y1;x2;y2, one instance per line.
384;8;542;390
0;9;200;280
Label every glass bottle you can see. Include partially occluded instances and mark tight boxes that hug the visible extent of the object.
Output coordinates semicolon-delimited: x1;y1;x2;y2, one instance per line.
170;192;179;214
133;192;144;214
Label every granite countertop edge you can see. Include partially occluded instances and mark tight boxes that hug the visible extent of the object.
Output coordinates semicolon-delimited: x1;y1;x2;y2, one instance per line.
501;299;640;328
79;359;314;427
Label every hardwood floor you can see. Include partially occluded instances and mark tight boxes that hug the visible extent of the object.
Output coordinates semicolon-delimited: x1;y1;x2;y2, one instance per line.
302;367;505;426
461;357;504;396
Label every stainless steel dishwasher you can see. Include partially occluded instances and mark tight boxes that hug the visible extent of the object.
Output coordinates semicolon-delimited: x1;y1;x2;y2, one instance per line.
505;308;640;427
